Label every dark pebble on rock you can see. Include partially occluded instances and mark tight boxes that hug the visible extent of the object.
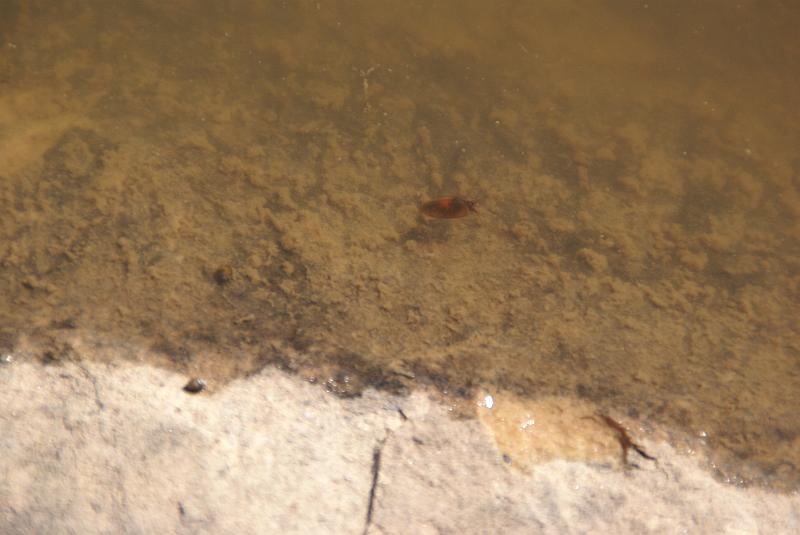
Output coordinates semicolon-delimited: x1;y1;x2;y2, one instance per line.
183;378;206;393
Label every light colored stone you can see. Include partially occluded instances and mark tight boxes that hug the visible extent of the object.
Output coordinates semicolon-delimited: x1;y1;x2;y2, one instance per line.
1;360;798;534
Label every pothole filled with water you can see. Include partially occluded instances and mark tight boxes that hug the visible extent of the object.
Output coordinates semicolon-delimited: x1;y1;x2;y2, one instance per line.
1;0;798;491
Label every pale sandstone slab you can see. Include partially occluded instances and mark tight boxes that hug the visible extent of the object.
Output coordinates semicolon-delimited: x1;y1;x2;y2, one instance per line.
0;360;797;534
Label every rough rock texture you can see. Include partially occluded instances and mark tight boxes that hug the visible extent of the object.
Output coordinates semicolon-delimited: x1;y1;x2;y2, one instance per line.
1;360;797;534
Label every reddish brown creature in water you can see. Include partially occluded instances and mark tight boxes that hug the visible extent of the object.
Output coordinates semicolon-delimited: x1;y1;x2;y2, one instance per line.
420;197;478;219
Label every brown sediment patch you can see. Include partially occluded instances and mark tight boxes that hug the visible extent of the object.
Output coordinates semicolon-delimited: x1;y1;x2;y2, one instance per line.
1;0;799;492
476;392;625;470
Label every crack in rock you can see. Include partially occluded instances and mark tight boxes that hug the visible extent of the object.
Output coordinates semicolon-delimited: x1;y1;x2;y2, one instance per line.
362;407;409;535
362;436;386;535
76;362;105;411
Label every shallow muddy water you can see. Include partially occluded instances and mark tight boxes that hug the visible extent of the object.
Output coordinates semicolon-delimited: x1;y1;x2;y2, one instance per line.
1;1;799;490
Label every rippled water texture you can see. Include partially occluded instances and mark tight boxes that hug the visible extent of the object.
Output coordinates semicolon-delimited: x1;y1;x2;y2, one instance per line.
1;1;798;489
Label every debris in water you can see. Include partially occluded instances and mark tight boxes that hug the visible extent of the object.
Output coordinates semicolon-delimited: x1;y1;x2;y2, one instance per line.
212;265;233;285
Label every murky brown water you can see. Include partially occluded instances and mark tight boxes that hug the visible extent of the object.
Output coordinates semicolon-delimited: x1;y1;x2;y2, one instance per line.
1;1;799;490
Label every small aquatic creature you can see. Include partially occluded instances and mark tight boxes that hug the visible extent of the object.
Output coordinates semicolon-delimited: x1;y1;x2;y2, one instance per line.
183;378;206;393
420;197;478;219
595;413;657;467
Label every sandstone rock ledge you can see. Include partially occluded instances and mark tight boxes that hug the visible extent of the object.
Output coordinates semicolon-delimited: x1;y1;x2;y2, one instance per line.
0;360;797;535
